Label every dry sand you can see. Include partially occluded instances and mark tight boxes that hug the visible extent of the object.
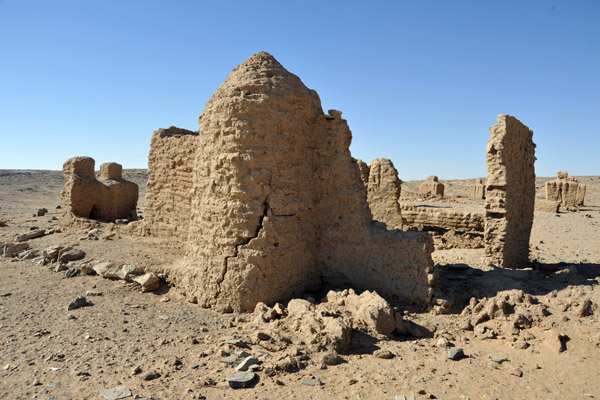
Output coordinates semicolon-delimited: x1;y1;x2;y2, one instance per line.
1;170;599;399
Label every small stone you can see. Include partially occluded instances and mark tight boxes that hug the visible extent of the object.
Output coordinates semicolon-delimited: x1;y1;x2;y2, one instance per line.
234;349;252;358
227;339;250;348
86;290;103;297
220;356;238;365
66;267;80;278
54;263;68;272
490;354;507;363
36;208;48;217
33;378;41;386
132;366;142;375
143;371;160;381
59;249;86;263
99;385;132;400
235;356;259;371
301;377;320;386
66;314;76;320
436;337;451;347
510;369;523;377
373;349;394;359
256;331;270;341
322;352;344;365
226;372;256;389
132;272;160;292
67;296;89;310
446;348;464;361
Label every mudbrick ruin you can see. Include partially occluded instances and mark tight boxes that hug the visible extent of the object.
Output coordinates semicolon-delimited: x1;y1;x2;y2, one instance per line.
484;115;536;268
134;52;434;312
545;170;586;208
58;54;539;315
61;156;138;224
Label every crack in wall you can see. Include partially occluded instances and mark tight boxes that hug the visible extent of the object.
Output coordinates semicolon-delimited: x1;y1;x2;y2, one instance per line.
216;195;270;300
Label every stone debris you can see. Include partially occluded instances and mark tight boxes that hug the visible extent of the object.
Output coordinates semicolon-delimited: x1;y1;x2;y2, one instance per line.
373;349;394;359
67;296;89;310
15;229;45;242
60;157;138;224
142;371;161;381
36;208;48;217
136;51;434;312
42;245;63;262
510;369;523;377
301;377;320;386
469;178;485;199
59;249;85;263
543;330;567;353
545;171;586;207
446;347;465;360
99;385;132;400
235;356;260;371
490;354;508;363
420;175;445;198
2;242;29;257
484;114;535;268
226;371;256;389
132;272;160;292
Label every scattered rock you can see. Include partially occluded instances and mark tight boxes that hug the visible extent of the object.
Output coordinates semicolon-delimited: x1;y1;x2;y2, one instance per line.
143;371;161;381
226;372;256;389
301;377;320;387
510;369;523;377
373;349;394;359
133;272;160;292
42;245;63;261
59;249;86;263
66;267;80;278
2;242;29;257
446;347;465;361
67;296;89;310
99;385;132;400
86;290;103;297
36;208;48;217
15;229;45;242
490;354;508;363
544;331;568;353
66;314;76;320
436;337;451;348
322;352;344;365
235;356;260;372
116;264;144;281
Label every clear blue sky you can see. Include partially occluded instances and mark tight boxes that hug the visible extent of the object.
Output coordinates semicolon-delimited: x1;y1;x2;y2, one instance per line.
1;1;598;179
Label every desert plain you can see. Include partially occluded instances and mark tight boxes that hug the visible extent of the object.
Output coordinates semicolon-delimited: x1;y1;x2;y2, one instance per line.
1;169;599;400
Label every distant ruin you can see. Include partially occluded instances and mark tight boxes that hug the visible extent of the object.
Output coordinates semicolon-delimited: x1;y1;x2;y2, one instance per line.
139;52;435;312
61;156;138;223
545;171;586;207
469;178;485;199
419;175;444;198
484;115;536;268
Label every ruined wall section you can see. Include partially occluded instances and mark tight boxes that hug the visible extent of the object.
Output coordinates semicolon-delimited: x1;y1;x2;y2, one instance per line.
169;52;434;311
314;117;433;305
400;204;484;233
419;175;444;198
176;53;321;311
61;157;138;224
365;158;403;229
143;127;198;241
469;179;485;199
545;171;586;207
484;115;535;268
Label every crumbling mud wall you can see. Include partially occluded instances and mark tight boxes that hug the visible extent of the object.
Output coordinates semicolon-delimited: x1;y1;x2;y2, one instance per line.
159;52;434;312
354;158;370;189
545;171;586;207
469;179;485;199
364;158;403;229
142;127;199;240
61;156;138;224
419;175;444;198
400;205;484;233
484;115;536;268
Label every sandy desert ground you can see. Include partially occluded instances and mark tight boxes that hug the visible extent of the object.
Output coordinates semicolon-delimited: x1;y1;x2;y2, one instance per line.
1;170;599;400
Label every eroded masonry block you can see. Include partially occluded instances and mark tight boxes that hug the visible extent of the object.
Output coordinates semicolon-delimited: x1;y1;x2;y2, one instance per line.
419;175;444;198
469;178;485;199
144;52;435;312
545;171;586;207
484;115;536;268
364;158;403;229
61;156;138;223
400;205;484;233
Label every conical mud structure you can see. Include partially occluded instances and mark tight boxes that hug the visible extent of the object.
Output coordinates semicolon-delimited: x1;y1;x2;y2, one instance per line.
145;52;435;311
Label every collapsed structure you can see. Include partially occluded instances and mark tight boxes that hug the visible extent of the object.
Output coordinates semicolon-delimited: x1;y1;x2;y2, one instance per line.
545;171;586;207
61;156;138;223
139;52;435;312
419;175;444;198
484;115;536;268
